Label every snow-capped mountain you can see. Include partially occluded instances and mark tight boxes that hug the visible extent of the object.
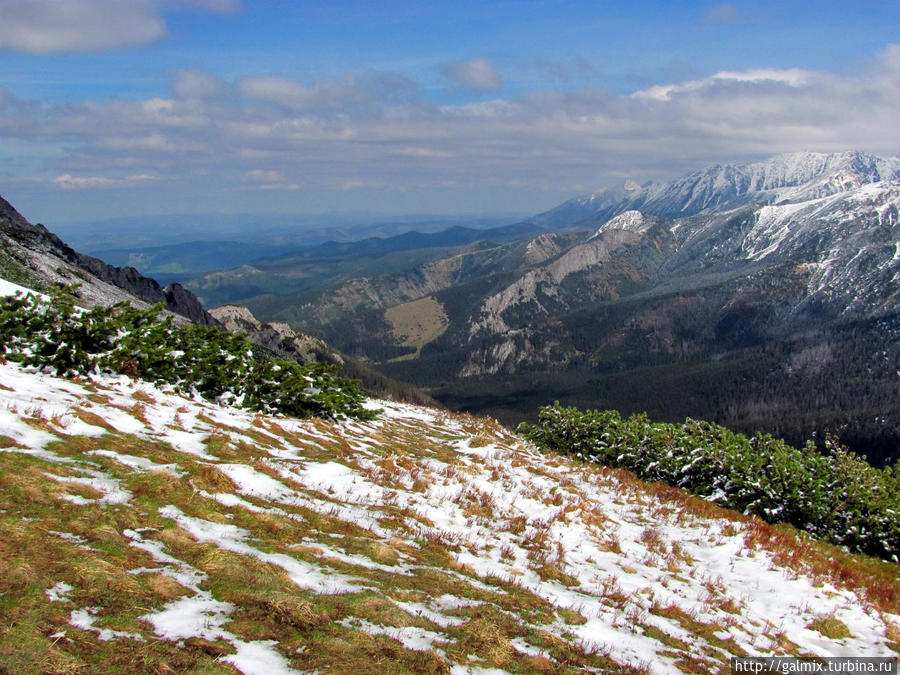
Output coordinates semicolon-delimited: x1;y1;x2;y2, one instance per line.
332;153;899;462
528;180;644;230
629;151;900;217
467;174;899;347
528;151;900;227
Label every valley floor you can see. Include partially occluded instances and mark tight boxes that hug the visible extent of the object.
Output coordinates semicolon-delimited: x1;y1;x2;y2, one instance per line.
1;360;898;673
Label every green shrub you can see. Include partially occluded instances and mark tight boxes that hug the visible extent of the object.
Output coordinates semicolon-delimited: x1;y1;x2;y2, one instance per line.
518;402;900;561
0;291;376;422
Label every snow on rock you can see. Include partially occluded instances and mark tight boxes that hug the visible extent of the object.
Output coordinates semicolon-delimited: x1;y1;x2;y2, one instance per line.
590;209;650;239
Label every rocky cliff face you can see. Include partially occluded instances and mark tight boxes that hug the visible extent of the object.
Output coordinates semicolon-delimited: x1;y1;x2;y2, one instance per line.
0;194;217;325
468;212;676;340
208;304;342;366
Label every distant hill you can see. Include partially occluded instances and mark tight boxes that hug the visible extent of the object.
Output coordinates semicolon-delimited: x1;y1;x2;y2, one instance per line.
94;221;540;285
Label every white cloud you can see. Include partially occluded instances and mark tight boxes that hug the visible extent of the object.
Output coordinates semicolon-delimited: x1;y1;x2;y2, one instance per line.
240;169;298;191
162;0;241;13
632;68;811;101
0;0;165;53
5;44;900;215
391;147;453;159
441;58;502;92
54;173;157;189
238;76;315;109
173;70;228;101
0;0;240;54
243;169;282;182
238;72;419;111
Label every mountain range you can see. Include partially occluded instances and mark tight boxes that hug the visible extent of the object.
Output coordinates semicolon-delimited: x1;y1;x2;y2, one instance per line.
2;152;900;671
172;151;900;464
3;150;899;464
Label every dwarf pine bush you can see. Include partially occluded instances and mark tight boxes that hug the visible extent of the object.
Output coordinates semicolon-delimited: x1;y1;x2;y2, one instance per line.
519;402;900;561
0;291;376;422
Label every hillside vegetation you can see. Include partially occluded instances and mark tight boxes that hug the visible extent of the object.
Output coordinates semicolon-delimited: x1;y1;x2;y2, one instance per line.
519;404;900;561
0;290;373;423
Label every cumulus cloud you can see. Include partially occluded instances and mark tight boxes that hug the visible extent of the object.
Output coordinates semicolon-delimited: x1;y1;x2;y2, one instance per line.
0;0;240;54
0;0;164;53
441;58;502;92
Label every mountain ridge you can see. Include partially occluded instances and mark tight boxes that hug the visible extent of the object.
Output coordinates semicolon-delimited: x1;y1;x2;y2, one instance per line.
0;194;217;326
241;151;899;464
529;151;900;229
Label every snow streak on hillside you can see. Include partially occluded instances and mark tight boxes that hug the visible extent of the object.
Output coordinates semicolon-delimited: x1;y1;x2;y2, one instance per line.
1;360;898;673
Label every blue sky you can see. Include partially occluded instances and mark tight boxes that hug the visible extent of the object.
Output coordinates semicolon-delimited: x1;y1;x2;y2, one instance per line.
1;0;899;225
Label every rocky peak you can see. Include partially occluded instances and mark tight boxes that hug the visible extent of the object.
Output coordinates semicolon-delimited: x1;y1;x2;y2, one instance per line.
523;233;563;265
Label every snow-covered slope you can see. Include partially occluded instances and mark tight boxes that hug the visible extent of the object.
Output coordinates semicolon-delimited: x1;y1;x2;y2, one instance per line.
0;277;47;300
528;151;900;229
2;359;898;673
629;151;900;217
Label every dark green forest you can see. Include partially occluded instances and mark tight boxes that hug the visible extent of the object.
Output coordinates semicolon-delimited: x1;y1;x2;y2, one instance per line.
385;313;900;468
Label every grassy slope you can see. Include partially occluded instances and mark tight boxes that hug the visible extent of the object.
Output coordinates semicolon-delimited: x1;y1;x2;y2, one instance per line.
385;297;451;362
0;360;898;674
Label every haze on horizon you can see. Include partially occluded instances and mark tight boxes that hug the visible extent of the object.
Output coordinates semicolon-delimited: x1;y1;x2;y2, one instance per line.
1;0;899;226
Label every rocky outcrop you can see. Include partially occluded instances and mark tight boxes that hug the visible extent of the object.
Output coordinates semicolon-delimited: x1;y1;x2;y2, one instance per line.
468;216;673;338
209;304;342;366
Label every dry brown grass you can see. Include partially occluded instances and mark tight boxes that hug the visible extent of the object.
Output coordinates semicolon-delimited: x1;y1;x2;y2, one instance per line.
639;526;668;556
127;403;149;426
885;621;900;652
807;613;852;640
131;390;156;405
454;617;515;667
72;408;119;433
